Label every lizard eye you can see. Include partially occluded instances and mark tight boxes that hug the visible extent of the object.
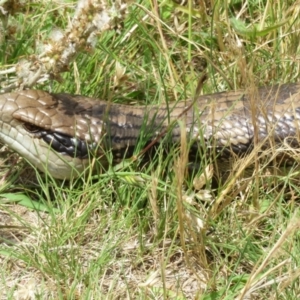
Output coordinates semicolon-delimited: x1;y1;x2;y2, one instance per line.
22;122;41;133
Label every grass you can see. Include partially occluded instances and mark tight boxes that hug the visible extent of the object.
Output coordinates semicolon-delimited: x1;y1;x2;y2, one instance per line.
1;0;300;299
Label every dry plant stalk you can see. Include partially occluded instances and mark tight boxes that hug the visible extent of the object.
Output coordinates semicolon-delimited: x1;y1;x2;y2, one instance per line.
0;0;127;93
236;211;300;300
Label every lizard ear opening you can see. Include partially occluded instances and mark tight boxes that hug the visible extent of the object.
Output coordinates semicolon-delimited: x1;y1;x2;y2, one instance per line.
22;122;42;133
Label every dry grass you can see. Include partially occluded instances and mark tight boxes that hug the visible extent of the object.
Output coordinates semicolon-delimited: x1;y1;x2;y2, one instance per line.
1;0;300;299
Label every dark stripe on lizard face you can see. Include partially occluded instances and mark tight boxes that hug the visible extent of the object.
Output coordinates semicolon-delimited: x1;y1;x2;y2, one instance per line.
23;121;92;158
